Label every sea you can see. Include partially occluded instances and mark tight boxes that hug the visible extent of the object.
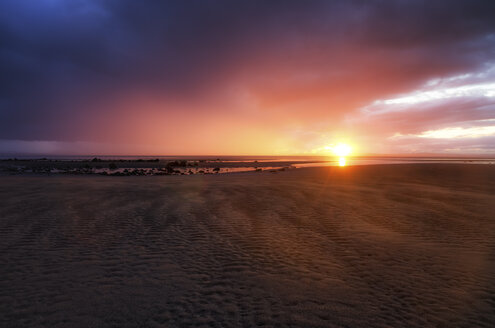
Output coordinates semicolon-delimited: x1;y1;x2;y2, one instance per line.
1;155;494;166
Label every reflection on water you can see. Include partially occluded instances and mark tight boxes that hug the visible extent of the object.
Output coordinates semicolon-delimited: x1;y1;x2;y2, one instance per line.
293;157;495;168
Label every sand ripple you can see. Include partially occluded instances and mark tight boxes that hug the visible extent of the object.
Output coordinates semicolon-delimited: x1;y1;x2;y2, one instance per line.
1;165;494;327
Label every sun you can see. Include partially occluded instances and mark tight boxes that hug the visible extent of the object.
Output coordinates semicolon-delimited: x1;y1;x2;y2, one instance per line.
333;143;352;157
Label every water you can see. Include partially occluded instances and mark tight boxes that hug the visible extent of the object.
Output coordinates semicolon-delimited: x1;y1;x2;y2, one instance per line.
1;155;494;165
292;156;495;167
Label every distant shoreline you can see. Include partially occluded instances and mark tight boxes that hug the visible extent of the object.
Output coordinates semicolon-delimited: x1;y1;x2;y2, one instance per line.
0;157;494;176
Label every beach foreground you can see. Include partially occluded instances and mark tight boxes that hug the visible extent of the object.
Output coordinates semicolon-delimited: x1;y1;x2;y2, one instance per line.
1;164;494;327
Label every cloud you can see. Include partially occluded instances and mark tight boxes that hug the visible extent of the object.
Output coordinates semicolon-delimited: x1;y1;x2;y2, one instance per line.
347;61;495;153
362;64;495;115
1;0;495;154
392;125;495;139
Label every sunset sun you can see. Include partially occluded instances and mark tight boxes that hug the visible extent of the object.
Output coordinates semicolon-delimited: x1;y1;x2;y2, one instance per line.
333;143;352;157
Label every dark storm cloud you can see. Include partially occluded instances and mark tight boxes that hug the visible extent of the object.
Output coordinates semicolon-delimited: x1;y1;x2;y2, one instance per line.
1;0;495;146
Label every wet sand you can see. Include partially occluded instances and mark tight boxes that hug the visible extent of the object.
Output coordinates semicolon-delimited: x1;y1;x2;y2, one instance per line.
1;164;494;327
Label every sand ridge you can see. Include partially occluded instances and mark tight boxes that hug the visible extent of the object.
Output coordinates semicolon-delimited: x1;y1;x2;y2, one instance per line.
0;164;494;327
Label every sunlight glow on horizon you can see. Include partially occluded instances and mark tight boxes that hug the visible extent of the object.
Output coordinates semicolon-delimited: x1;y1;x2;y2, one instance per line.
333;143;352;157
310;142;354;157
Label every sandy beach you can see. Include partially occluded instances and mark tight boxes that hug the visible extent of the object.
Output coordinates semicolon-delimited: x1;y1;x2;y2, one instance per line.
1;164;494;327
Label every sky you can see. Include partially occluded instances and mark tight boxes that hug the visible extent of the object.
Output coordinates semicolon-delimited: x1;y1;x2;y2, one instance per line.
1;0;495;156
